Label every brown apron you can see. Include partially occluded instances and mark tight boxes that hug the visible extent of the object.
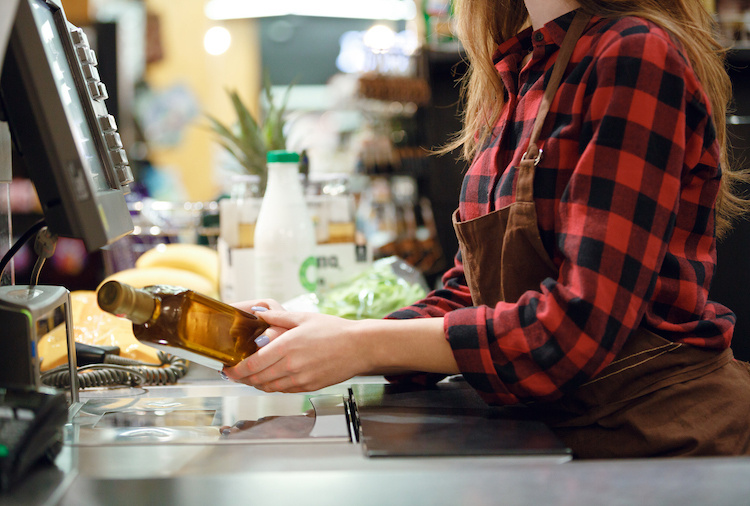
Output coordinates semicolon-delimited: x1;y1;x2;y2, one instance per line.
452;11;750;458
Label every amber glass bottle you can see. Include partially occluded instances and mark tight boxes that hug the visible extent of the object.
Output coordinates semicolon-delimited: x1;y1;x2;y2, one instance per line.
97;280;269;369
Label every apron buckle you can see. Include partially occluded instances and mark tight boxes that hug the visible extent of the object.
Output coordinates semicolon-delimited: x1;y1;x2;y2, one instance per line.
522;148;544;166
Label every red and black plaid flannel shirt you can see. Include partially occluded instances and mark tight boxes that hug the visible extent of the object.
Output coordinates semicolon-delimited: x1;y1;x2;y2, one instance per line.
387;11;735;405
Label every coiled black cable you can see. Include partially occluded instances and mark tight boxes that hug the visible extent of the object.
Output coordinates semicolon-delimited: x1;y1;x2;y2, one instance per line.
41;351;189;389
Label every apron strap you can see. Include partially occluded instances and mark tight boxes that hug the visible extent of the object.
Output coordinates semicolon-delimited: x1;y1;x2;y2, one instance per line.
522;10;591;166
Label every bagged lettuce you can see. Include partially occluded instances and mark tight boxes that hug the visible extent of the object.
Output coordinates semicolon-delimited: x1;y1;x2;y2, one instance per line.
318;256;428;320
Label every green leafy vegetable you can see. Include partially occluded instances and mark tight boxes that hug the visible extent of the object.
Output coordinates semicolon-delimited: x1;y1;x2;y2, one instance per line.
318;258;427;320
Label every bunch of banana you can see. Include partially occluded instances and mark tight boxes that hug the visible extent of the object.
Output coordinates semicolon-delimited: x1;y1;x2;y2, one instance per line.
99;243;220;299
40;244;221;372
38;290;161;372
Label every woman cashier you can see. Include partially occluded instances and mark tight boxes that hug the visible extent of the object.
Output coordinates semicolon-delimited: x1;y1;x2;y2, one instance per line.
224;0;750;458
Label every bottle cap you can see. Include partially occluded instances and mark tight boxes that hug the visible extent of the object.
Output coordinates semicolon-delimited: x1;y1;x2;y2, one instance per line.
266;150;300;163
97;280;156;325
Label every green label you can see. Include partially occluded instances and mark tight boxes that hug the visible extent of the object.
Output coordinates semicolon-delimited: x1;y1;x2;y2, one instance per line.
299;256;318;292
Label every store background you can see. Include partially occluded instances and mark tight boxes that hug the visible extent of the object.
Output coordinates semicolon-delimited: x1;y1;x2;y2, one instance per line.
9;0;750;360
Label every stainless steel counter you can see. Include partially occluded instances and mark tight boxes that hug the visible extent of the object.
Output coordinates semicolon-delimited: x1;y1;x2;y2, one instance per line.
60;455;750;506
5;368;750;506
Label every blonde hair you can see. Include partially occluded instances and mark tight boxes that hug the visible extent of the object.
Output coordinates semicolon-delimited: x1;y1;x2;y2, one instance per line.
448;0;750;237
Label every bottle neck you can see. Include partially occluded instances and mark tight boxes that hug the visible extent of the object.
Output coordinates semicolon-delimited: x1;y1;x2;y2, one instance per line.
265;162;304;196
97;281;158;325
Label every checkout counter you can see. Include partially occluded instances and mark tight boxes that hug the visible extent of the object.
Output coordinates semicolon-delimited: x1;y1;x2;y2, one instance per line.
5;363;750;506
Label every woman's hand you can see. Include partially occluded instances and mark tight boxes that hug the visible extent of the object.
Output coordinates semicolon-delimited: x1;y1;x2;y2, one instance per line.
222;311;372;393
229;298;288;348
223;303;457;393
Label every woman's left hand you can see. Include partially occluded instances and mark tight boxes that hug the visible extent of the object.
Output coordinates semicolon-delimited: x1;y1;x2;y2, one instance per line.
222;311;370;393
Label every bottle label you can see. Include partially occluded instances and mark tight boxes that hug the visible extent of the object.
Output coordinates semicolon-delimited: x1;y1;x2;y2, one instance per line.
299;255;318;292
255;253;317;301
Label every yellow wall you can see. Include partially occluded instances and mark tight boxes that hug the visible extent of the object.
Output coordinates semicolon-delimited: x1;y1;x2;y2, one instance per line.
702;0;716;14
144;0;261;202
61;0;90;25
63;0;262;202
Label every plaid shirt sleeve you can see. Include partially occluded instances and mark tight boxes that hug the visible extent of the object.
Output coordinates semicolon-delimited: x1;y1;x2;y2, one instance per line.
383;254;473;386
386;15;735;405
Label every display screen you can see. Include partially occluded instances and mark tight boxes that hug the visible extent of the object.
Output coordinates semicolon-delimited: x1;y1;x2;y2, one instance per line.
2;0;134;250
29;0;109;192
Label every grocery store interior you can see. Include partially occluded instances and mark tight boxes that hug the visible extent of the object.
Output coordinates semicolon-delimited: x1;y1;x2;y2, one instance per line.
7;0;750;357
9;0;469;294
2;0;750;504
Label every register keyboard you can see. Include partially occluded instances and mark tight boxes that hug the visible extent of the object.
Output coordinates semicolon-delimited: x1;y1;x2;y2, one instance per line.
0;386;67;491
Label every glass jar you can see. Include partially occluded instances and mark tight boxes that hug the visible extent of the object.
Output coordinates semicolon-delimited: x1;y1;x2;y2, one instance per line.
307;173;356;244
219;174;263;249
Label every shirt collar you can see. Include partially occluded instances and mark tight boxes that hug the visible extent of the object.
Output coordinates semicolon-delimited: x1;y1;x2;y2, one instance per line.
493;27;530;65
543;9;582;47
493;8;588;63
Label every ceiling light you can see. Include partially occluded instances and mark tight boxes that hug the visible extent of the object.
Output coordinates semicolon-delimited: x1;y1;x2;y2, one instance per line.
205;0;416;21
204;26;232;55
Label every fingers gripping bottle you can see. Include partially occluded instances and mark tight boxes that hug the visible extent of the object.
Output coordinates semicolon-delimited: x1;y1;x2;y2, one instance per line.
253;150;318;302
97;280;269;370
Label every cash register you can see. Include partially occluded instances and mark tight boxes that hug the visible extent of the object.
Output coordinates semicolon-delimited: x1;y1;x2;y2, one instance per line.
0;0;134;491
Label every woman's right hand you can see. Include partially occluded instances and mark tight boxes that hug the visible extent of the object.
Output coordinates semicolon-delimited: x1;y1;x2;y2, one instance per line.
231;298;288;349
223;310;370;392
222;309;457;393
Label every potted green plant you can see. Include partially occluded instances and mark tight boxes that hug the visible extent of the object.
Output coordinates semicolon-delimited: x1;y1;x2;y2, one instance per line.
206;76;292;193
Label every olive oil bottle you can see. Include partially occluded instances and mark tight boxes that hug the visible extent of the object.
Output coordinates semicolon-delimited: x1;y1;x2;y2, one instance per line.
97;280;268;370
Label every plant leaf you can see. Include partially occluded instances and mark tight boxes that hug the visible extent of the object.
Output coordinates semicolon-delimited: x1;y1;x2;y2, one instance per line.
204;75;294;186
261;75;293;151
228;89;264;156
207;114;265;174
205;114;240;144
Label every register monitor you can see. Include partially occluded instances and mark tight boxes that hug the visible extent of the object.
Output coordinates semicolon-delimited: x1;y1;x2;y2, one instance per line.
0;0;134;251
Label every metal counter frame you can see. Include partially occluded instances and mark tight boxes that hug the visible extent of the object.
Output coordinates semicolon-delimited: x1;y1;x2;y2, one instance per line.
5;369;750;506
